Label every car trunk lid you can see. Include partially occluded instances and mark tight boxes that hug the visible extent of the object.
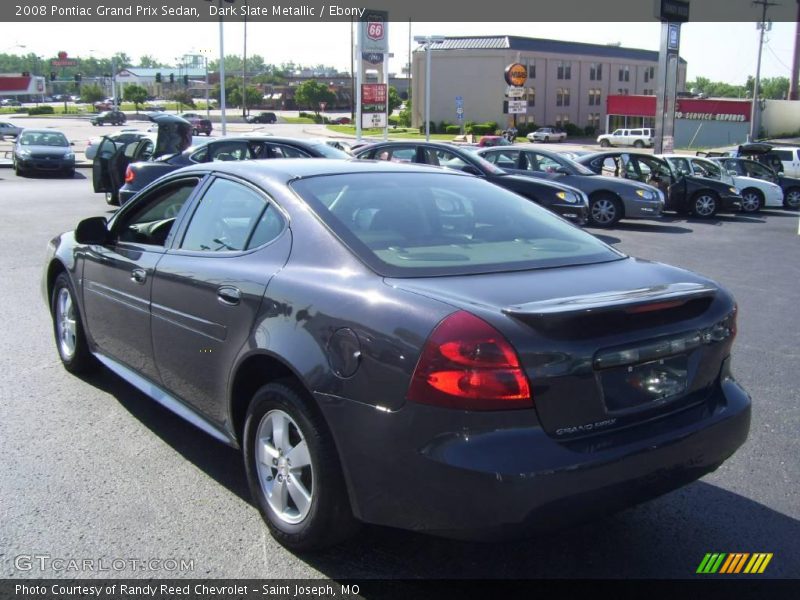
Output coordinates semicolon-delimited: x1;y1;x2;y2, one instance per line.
387;258;736;439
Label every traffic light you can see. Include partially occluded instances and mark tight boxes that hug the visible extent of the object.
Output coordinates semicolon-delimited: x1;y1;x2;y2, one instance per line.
183;74;189;86
50;72;56;81
169;73;174;84
155;72;161;83
74;73;82;82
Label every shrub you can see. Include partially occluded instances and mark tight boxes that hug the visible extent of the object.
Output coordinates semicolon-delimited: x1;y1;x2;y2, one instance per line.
516;122;538;137
563;123;583;137
27;105;54;115
583;125;597;136
388;115;399;127
445;125;462;134
469;121;499;136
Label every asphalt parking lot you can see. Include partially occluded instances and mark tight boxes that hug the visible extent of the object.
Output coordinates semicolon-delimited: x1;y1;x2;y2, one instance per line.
1;170;798;582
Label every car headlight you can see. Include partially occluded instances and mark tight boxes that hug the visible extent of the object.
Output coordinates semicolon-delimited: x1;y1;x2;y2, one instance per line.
64;151;74;160
635;189;655;200
556;191;578;203
17;149;31;157
729;187;739;195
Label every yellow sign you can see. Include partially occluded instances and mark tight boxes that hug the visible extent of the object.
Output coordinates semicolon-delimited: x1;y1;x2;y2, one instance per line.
504;63;527;87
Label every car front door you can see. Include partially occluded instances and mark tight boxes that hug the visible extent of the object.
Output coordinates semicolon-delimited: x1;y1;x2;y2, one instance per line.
92;137;118;193
81;177;202;381
149;176;291;423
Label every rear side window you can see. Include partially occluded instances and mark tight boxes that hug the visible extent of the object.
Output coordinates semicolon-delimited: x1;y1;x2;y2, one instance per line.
180;178;273;252
291;172;622;277
771;149;793;161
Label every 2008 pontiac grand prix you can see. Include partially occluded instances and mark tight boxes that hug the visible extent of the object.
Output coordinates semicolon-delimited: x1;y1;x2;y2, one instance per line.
43;159;750;550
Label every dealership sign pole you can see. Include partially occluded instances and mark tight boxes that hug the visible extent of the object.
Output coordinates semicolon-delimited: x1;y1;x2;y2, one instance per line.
654;0;689;154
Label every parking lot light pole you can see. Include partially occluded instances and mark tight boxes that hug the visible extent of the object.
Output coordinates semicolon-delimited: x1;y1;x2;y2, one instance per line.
414;36;445;141
206;0;237;135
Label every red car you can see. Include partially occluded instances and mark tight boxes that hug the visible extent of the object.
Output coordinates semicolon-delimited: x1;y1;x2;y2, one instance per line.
330;116;352;125
478;135;512;147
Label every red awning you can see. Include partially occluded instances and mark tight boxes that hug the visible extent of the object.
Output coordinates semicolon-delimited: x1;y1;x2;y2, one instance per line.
0;76;32;93
607;95;751;121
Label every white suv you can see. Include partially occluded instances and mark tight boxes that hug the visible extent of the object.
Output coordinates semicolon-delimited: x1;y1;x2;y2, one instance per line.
597;128;654;148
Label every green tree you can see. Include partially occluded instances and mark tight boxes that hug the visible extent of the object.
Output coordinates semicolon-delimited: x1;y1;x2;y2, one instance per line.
227;84;263;108
761;76;790;100
169;90;195;110
123;83;149;112
398;98;412;127
294;80;336;115
80;83;105;106
138;55;166;68
388;86;402;114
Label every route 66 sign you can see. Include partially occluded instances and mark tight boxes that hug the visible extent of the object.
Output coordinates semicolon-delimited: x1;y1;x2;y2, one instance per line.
367;21;384;41
361;10;388;53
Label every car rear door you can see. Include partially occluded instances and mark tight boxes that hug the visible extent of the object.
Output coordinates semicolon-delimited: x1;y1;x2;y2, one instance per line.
149;175;291;423
82;177;202;381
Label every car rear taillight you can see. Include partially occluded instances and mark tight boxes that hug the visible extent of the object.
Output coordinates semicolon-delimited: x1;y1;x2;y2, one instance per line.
408;311;531;410
124;166;134;183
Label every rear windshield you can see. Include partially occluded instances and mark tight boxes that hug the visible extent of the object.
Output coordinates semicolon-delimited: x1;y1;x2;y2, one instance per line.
291;172;623;277
307;143;350;159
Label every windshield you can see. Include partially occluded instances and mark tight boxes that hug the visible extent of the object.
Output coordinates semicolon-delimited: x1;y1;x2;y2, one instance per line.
19;132;69;147
291;172;623;277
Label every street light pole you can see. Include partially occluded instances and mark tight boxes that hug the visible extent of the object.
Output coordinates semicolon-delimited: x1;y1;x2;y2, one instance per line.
242;0;248;120
205;0;237;135
414;36;444;142
749;0;778;142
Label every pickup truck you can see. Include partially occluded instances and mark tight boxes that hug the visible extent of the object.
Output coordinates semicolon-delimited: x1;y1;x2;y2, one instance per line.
180;112;213;136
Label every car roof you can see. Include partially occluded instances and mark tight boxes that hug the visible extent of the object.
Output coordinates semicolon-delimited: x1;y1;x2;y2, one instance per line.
578;151;663;161
171;157;474;182
18;129;67;135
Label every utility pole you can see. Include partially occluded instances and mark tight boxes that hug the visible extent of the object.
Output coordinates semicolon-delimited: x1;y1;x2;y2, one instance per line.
789;0;800;100
749;0;779;142
242;0;248;120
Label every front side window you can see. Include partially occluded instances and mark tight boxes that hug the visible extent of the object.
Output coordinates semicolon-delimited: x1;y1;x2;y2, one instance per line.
115;179;200;247
180;178;271;252
291;173;622;276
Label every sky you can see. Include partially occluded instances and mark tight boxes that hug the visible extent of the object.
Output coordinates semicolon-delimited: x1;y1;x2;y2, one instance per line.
2;21;797;85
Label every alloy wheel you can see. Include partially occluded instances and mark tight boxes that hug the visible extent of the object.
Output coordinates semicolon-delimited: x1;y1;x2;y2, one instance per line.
785;188;800;208
741;190;761;212
694;194;717;217
255;409;314;525
55;288;77;360
591;198;617;225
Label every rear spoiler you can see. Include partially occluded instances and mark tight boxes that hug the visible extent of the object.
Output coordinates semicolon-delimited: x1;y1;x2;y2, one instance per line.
503;282;717;319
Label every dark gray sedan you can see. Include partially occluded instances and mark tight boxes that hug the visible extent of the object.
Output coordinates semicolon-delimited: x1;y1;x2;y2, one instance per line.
13;129;75;177
44;159;750;551
476;145;664;227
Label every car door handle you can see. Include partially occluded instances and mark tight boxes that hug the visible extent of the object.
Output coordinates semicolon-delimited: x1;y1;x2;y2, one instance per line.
131;268;147;284
217;286;241;306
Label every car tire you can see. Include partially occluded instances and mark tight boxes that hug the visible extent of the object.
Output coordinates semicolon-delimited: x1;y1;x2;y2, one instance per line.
740;188;764;213
588;194;622;227
544;136;550;143
691;191;719;218
633;140;645;148
243;381;359;551
600;139;610;148
14;161;23;177
51;272;96;374
192;128;199;136
105;191;119;206
783;187;800;209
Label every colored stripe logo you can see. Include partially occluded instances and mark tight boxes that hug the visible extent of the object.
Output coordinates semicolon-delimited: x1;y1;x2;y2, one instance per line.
697;553;773;574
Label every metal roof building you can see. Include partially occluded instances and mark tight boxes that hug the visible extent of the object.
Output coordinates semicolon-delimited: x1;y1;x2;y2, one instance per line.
411;35;687;134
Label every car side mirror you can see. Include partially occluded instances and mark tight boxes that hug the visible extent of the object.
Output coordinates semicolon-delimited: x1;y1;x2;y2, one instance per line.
728;170;737;176
70;141;75;146
75;216;110;245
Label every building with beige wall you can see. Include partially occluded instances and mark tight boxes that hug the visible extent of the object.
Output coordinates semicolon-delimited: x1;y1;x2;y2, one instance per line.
411;36;687;133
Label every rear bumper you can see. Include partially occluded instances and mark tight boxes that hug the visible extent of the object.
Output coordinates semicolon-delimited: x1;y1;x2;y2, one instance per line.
318;373;750;540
